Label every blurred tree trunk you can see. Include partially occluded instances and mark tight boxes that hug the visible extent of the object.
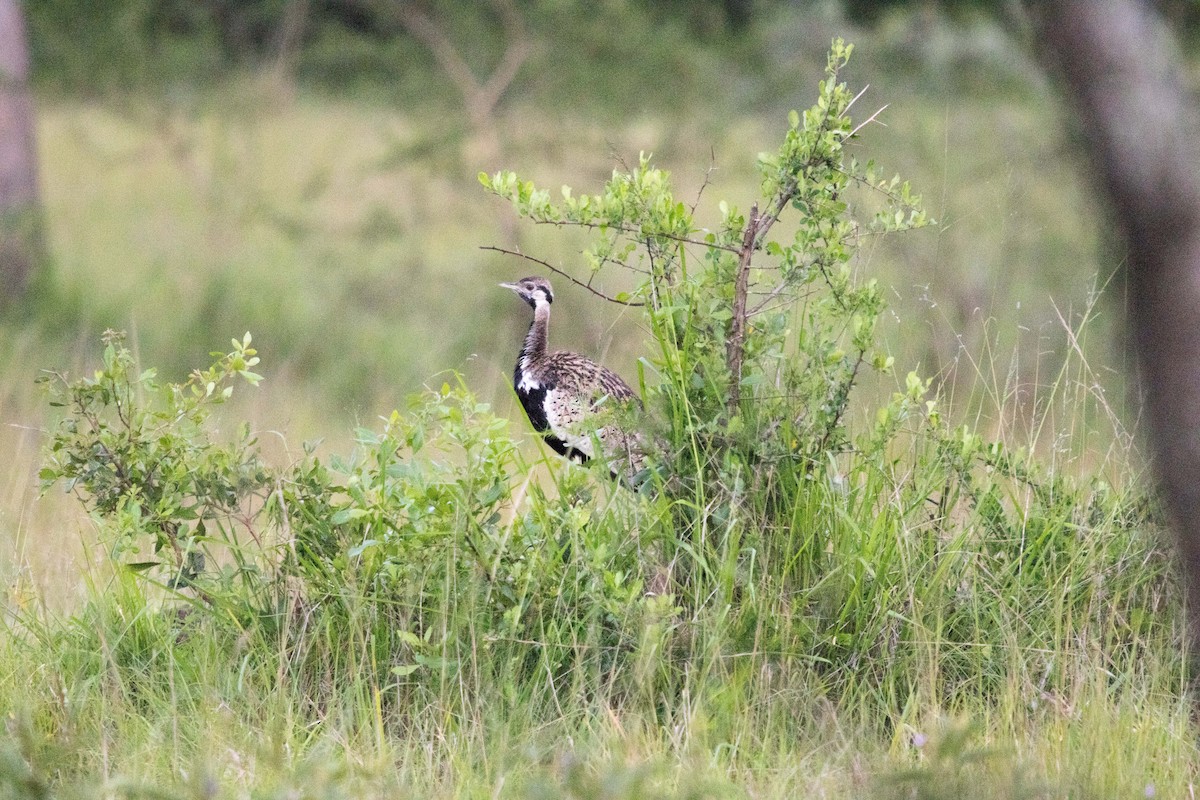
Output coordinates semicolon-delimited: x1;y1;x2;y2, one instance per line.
0;0;43;302
1026;0;1200;665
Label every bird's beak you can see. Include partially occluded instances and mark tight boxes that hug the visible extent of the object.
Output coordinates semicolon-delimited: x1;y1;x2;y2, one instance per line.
498;282;518;291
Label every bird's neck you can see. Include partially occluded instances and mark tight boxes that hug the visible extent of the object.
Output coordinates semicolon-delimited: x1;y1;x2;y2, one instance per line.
519;300;550;372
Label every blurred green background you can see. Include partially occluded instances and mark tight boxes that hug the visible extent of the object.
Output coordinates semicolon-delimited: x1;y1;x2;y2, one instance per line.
4;0;1197;600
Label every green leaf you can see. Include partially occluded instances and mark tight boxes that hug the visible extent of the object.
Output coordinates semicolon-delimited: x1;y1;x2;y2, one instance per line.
347;538;379;557
394;630;422;647
332;507;371;525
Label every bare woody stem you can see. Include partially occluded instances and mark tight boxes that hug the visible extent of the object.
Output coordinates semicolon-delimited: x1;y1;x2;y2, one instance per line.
725;177;801;415
1025;0;1200;693
726;203;760;413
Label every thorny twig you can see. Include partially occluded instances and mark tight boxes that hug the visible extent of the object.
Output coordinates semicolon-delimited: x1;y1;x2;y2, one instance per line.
724;171;807;414
848;104;890;139
814;349;866;454
749;281;791;316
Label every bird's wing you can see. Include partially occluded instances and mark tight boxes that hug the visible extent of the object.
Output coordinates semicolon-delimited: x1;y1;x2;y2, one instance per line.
544;352;637;404
594;365;638;404
537;352;639;458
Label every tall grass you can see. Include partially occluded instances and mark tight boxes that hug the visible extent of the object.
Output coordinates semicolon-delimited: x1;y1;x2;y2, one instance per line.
0;357;1188;798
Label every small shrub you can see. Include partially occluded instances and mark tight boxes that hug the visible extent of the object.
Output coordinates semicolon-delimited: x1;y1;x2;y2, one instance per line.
39;329;270;591
274;379;655;696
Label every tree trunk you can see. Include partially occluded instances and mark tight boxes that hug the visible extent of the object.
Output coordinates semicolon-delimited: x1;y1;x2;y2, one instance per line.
0;0;43;301
1026;0;1200;666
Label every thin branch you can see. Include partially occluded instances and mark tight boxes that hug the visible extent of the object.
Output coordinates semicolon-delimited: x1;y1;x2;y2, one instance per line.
270;0;310;80
842;83;870;116
690;147;718;216
849;104;890;139
477;0;532;119
478;41;532;119
753;298;809;318
750;176;800;243
814;349;867;454
394;0;531;136
480;245;644;306
394;4;481;106
595;255;650;275
749;280;790;316
722;167;810;414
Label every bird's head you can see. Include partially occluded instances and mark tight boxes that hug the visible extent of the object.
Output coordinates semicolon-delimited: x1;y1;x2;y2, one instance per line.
499;276;554;308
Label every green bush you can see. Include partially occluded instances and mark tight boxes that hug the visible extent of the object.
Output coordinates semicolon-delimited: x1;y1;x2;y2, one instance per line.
35;42;1170;748
39;329;268;591
479;37;1167;706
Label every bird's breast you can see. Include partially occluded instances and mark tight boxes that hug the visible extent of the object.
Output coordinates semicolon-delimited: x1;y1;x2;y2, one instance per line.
543;388;595;459
516;382;551;433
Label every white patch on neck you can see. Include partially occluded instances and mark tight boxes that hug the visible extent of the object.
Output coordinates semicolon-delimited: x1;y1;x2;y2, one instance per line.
517;354;540;390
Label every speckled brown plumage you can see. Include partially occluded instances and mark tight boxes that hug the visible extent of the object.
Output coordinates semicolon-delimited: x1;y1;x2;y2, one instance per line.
500;276;644;480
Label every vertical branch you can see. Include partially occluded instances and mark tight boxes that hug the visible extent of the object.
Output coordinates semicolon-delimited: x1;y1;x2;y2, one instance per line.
725;180;798;414
394;4;486;118
726;202;759;413
270;0;311;88
475;0;532;124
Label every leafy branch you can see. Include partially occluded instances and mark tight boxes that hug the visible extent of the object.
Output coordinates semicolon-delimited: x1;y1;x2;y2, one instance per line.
39;330;269;587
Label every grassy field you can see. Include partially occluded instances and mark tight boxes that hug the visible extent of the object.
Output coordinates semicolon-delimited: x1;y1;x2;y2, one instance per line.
1;11;1195;798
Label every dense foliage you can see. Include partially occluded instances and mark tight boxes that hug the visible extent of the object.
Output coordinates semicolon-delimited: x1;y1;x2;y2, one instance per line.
24;0;1200;98
26;0;760;98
